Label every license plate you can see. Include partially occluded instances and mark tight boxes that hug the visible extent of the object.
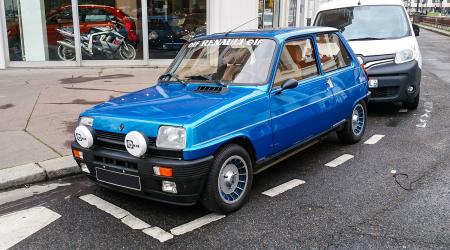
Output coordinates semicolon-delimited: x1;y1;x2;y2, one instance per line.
96;167;141;191
368;78;378;88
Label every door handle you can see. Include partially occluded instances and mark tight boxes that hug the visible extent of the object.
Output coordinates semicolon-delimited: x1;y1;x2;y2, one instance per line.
326;78;334;88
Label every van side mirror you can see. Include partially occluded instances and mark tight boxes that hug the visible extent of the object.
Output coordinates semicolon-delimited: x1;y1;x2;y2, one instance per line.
276;79;298;94
412;24;420;36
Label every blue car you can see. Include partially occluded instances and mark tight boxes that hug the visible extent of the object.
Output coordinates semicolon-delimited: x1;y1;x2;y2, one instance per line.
72;27;369;213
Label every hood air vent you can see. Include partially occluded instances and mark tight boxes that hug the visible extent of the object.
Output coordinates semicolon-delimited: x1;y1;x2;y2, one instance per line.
194;86;226;94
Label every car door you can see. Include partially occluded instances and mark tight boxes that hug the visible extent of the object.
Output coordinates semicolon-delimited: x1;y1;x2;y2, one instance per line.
315;33;356;121
270;37;336;153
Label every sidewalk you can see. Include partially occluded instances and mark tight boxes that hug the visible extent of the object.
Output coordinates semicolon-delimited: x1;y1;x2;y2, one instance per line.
418;23;450;37
0;66;166;189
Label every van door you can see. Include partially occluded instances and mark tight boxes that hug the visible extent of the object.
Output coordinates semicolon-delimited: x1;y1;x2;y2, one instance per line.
270;37;336;153
315;33;356;121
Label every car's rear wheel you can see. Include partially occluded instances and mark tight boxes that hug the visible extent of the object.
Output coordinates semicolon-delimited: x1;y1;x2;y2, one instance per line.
200;144;253;213
337;101;367;144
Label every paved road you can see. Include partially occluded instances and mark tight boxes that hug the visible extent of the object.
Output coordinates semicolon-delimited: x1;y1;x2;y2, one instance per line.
1;29;449;249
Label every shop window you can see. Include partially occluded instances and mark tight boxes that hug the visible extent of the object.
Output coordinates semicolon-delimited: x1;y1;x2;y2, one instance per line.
147;0;207;59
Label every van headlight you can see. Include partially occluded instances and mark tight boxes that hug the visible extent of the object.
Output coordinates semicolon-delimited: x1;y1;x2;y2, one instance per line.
156;126;186;150
395;48;415;64
79;116;94;127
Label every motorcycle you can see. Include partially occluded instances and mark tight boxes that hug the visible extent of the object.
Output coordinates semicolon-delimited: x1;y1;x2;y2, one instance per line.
56;20;136;61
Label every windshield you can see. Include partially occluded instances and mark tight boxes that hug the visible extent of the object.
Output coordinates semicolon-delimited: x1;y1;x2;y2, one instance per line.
314;5;411;41
166;38;277;85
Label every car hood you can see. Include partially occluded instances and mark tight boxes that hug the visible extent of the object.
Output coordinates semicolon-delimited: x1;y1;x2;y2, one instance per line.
348;36;415;57
82;84;262;136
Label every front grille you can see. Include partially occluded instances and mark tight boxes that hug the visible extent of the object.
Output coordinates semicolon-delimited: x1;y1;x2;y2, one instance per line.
94;155;138;171
371;87;399;98
94;130;182;159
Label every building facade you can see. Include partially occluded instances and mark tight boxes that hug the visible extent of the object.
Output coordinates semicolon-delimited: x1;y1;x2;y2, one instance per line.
0;0;326;69
405;0;450;13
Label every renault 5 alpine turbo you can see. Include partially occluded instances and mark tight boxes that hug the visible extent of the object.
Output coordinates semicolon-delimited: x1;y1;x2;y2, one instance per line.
72;27;369;213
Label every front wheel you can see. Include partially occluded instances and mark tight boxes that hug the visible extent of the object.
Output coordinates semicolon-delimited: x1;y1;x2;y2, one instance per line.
402;91;420;110
118;43;136;60
200;144;253;213
337;101;367;144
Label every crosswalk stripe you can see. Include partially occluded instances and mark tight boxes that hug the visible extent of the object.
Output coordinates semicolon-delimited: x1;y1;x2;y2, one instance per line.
262;179;306;197
80;194;129;219
143;227;174;242
364;134;385;145
170;213;226;236
325;154;354;167
0;206;61;249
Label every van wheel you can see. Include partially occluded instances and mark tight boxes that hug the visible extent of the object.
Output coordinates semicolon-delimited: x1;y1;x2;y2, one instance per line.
402;91;420;110
337;101;367;144
200;144;253;213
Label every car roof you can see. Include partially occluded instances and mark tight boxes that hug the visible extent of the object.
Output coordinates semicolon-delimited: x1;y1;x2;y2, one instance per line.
318;0;405;12
196;27;338;42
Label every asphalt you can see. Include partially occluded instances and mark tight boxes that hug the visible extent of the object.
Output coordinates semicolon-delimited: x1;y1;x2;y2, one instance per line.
0;29;449;249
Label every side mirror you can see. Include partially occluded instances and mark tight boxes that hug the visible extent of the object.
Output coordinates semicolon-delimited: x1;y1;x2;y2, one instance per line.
412;24;420;36
276;79;298;94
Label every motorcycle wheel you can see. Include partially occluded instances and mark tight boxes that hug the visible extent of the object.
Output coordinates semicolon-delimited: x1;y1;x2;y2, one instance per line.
57;44;76;61
119;43;136;60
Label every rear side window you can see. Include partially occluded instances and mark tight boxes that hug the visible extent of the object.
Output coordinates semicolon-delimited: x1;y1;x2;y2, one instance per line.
316;33;351;73
274;38;319;88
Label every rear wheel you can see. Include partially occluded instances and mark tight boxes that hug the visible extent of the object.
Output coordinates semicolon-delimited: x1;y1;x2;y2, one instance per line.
337;101;367;144
200;144;253;213
57;44;76;61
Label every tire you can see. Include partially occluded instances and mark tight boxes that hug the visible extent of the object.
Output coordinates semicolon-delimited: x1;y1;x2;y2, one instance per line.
402;91;420;110
337;101;367;144
200;144;253;213
119;43;136;60
57;44;76;61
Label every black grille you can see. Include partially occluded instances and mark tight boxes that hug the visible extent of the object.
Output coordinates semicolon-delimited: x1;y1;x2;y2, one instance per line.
94;130;181;159
371;87;399;98
194;86;224;94
94;155;138;171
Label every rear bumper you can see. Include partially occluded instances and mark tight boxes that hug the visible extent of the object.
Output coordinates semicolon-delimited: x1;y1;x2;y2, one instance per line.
367;60;421;103
72;142;213;206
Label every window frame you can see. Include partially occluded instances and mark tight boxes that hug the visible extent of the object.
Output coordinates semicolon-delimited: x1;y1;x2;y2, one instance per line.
314;32;354;75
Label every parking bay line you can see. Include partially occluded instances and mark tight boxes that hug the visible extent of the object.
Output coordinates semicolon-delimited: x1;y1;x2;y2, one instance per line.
170;213;226;236
364;134;385;145
262;179;306;197
0;206;61;249
325;154;354;167
79;194;173;242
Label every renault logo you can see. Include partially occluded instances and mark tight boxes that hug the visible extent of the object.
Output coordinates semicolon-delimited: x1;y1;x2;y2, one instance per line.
119;123;125;132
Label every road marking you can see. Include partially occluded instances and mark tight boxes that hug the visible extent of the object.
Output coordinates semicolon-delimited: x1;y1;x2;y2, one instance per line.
0;183;71;206
391;170;397;174
262;179;306;197
170;213;226;236
364;134;385;145
398;108;408;113
325;154;354;167
79;194;173;242
0;206;61;249
143;227;174;242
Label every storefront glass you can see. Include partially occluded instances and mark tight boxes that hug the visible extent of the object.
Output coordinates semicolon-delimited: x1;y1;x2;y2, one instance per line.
288;0;297;27
75;0;143;61
259;0;274;28
4;0;74;61
147;0;207;59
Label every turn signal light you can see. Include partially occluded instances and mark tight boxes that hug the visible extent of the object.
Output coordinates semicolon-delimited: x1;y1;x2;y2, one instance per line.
153;166;173;177
361;64;369;78
73;149;83;159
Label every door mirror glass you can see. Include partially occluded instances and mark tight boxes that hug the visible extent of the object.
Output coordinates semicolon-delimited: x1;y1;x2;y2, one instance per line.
412;24;420;36
278;79;298;93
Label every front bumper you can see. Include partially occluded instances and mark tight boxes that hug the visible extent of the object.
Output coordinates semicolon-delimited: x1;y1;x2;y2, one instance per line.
72;142;213;206
367;60;421;103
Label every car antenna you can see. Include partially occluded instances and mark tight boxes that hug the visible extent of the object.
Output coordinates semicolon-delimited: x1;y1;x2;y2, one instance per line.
224;17;259;36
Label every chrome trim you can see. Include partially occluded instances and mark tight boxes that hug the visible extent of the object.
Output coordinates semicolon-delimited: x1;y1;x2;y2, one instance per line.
365;59;395;69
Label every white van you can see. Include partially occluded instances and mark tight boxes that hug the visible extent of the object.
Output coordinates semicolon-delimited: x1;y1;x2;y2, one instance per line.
313;0;422;109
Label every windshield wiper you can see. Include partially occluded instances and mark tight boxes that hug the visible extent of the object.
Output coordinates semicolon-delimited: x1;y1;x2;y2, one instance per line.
159;73;187;85
348;37;385;41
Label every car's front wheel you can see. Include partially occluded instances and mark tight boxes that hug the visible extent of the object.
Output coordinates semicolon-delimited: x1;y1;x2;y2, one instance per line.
200;144;253;213
337;101;367;144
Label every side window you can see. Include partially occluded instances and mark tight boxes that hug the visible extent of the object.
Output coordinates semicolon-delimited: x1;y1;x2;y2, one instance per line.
316;33;351;73
84;9;110;23
274;38;319;88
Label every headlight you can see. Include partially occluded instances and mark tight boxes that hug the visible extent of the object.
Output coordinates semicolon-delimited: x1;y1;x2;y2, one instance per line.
395;48;415;64
79;116;94;127
156;126;186;150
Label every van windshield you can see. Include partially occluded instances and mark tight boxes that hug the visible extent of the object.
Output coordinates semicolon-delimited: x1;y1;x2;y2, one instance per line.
314;5;411;41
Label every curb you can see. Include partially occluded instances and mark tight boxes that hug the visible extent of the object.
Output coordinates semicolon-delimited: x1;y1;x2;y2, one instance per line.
418;24;450;37
0;156;81;191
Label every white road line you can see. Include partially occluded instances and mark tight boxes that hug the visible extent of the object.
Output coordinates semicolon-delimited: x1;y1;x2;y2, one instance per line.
170;213;226;236
262;179;306;197
0;183;71;206
79;194;173;242
398;108;408;113
0;206;61;249
143;227;174;242
364;134;385;145
325;154;354;167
